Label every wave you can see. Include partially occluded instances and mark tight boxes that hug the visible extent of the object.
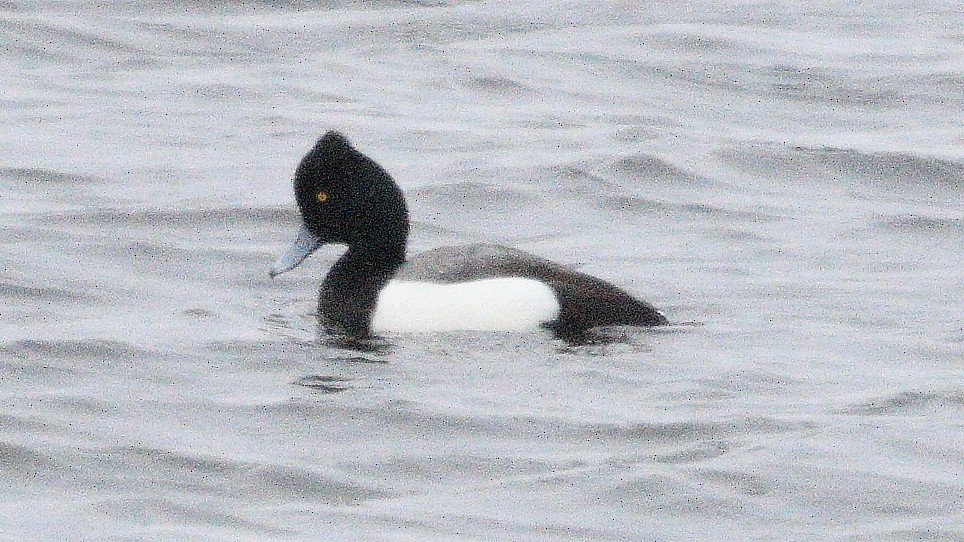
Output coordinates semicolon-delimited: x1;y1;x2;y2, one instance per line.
92;496;289;536
799;147;964;187
0;442;57;483
875;213;964;235
1;338;148;361
411;182;533;209
0;167;102;186
35;206;296;227
0;281;94;302
838;389;964;416
719;143;964;189
549;160;781;222
113;445;389;503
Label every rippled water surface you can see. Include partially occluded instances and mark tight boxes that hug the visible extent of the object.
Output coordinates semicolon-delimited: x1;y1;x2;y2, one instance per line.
2;1;963;540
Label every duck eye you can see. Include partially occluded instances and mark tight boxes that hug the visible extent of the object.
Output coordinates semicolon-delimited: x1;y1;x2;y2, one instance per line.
316;191;329;203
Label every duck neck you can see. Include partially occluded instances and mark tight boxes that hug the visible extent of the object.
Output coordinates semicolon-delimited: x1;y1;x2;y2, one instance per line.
342;242;406;278
318;239;406;338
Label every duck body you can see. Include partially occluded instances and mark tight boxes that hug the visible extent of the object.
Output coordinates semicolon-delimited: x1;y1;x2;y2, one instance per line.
270;132;668;340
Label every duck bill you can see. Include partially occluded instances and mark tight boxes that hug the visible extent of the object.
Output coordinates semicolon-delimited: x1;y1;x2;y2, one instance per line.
270;223;323;278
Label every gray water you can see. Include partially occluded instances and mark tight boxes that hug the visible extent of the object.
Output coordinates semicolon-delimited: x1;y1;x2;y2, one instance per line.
2;1;963;540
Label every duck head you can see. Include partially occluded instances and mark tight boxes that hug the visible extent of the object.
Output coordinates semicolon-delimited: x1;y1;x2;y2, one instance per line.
270;132;409;278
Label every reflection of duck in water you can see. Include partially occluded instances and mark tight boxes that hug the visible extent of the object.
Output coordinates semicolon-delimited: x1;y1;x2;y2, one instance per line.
271;132;668;340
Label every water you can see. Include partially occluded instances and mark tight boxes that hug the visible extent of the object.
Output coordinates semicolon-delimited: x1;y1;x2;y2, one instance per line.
2;1;963;540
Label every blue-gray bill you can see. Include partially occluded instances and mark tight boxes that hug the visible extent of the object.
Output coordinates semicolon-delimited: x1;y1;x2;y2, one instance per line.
269;223;322;278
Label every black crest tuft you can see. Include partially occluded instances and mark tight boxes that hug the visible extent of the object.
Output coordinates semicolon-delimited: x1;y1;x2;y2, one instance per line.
315;131;353;153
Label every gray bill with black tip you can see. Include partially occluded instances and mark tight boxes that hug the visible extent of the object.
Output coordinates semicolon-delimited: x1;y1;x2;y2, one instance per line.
270;223;322;278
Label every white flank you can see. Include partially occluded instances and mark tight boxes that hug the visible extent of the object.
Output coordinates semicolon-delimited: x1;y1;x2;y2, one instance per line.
370;277;560;334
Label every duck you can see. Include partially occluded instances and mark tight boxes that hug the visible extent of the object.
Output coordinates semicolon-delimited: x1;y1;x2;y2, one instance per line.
270;131;669;340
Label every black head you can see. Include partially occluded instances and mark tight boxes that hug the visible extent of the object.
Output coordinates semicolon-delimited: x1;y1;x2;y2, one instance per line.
293;132;409;253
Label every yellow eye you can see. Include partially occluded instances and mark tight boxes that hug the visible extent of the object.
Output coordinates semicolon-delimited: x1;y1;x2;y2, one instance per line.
316;191;329;203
